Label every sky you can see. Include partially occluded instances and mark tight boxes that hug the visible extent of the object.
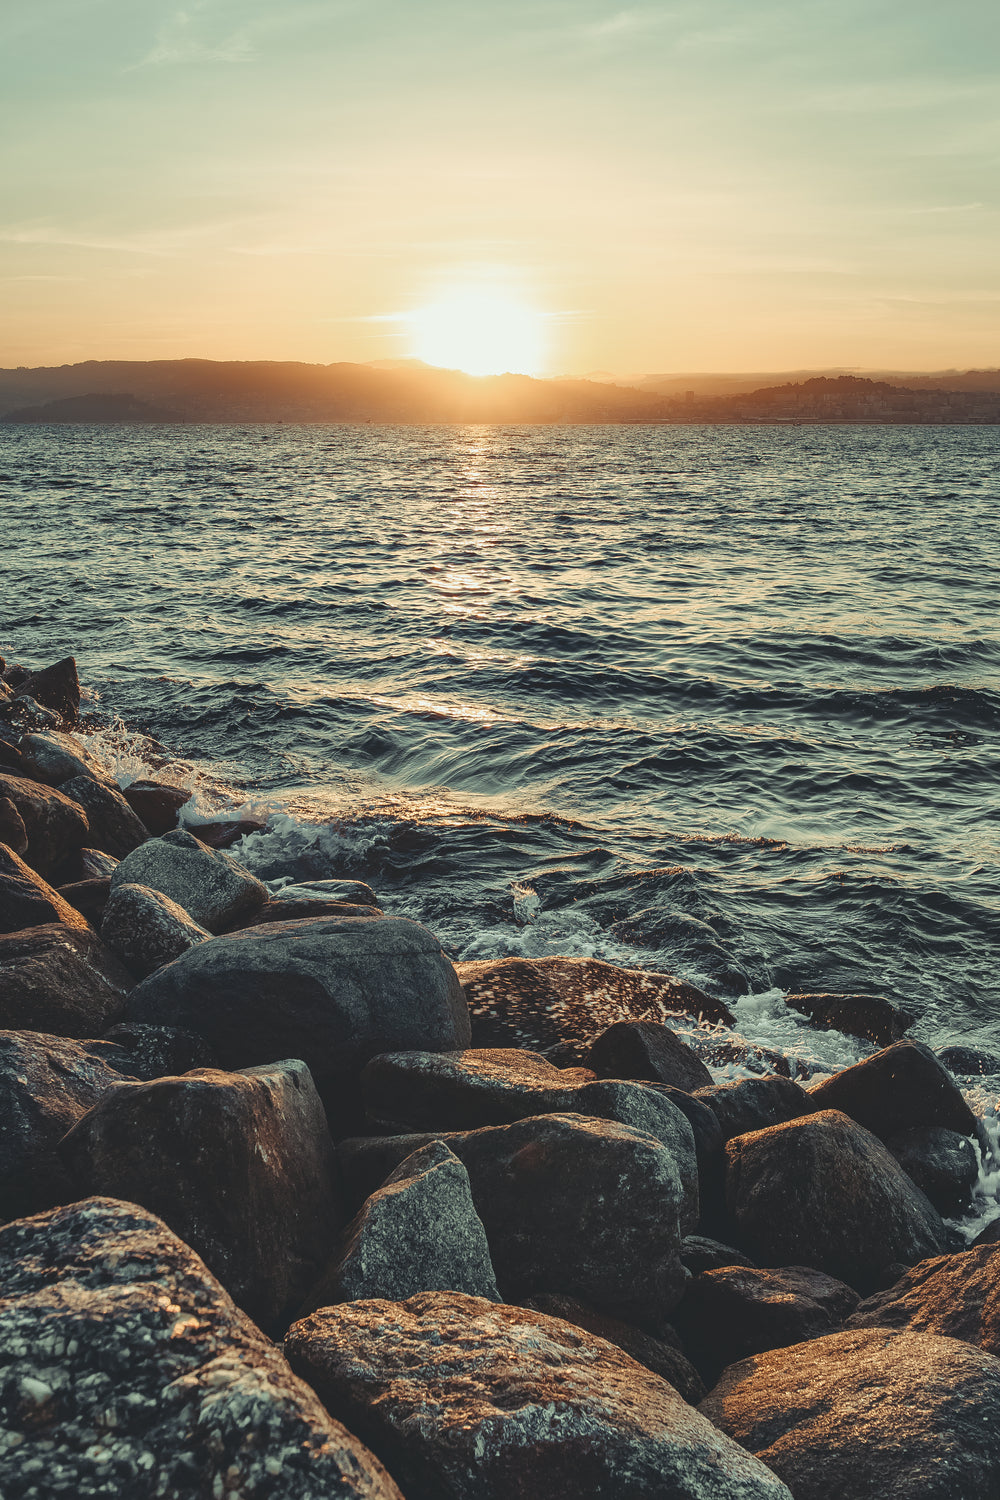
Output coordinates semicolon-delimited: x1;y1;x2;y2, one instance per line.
1;0;998;374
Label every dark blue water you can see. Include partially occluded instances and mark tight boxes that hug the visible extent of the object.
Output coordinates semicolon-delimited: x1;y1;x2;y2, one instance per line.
2;421;999;1075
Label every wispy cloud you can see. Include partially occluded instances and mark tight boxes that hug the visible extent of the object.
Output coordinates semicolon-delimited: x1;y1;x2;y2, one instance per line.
129;7;251;69
907;202;985;215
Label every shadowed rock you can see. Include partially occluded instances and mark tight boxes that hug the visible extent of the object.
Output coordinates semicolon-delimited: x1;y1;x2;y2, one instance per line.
0;842;91;935
885;1125;980;1216
55;876;110;926
694;1075;816;1143
18;731;110;788
808;1039;979;1142
121;777;192;833
587;1019;714;1092
18;656;80;725
0;796;28;855
785;990;913;1047
0;772;89;877
100;881;210;979
0;923;132;1036
286;1292;793;1500
110;829;268;932
60;774;150;858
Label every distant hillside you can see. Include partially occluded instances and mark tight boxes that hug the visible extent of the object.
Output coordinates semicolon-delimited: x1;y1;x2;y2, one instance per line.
683;374;999;423
2;392;183;423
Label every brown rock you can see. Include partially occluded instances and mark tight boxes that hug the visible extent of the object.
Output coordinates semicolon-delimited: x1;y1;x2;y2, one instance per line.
694;1075;816;1142
586;1019;714;1092
785;990;913;1047
808;1039;980;1142
0;797;28;855
18;655;80;725
0;922;132;1036
122;777;192;833
59;774;150;857
0;772;89;877
0;842;91;935
846;1244;1000;1353
55;876;110;926
190;817;267;848
241;897;384;927
17;730;111;787
99;881;210;979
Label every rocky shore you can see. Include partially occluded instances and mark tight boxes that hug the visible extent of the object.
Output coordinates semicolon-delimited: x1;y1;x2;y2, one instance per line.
1;651;999;1498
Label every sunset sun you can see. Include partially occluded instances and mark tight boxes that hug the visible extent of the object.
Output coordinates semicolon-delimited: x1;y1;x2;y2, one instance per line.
409;289;545;377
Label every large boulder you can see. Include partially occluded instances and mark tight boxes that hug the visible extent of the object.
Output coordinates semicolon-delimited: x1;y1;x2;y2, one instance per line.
110;829;268;932
121;777;192;834
808;1039;980;1142
0;1197;401;1498
0;841;91;935
846;1244;1000;1353
0;771;89;877
884;1125;980;1216
124;915;471;1130
286;1292;792;1500
0;923;132;1036
0;796;28;855
694;1075;816;1143
17;656;80;725
302;1140;499;1314
60;774;150;858
586;1019;714;1092
457;954;733;1063
60;1060;342;1333
17;731;110;788
100;881;210;979
700;1327;1000;1499
785;990;913;1047
724;1109;953;1293
101;1020;217;1078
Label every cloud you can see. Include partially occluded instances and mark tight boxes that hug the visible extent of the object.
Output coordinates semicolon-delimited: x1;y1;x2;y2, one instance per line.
129;7;251;68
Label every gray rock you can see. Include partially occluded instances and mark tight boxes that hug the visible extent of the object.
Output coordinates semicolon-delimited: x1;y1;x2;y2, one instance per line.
0;841;91;935
60;1060;342;1333
5;694;62;731
700;1327;1000;1499
60;774;150;858
17;731;111;788
110;828;268;932
302;1140;499;1314
278;879;381;908
0;771;89;878
694;1076;817;1143
243;898;383;928
124;915;471;1131
101;1021;217;1078
681;1235;756;1275
808;1039;979;1142
785;990;913;1047
100;881;210;979
885;1125;980;1216
725;1108;953;1293
286;1292;793;1500
0;1196;401;1498
0;922;132;1036
846;1243;1000;1354
587;1019;714;1092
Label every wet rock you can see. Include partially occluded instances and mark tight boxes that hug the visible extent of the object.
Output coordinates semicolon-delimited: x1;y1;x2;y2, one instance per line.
55;876;110;926
0;842;91;935
885;1125;980;1216
301;1141;499;1315
3;694;62;733
521;1292;707;1405
700;1327;1000;1500
110;828;268;932
0;1196;401;1499
121;776;192;833
973;1219;1000;1249
674;1265;860;1383
17;730;110;787
287;1293;792;1500
277;878;381;908
59;774;150;858
124;915;471;1132
937;1044;1000;1077
808;1039;980;1142
458;954;734;1062
60;1060;342;1333
189;817;267;849
846;1243;1000;1353
0;771;89;877
241;898;383;928
785;990;913;1047
341;1112;688;1330
78;847;119;879
724;1108;952;1293
586;1019;714;1092
0;795;28;855
101;1020;217;1078
693;1036;811;1081
100;881;210;979
694;1075;816;1143
0;923;132;1036
681;1235;756;1276
17;655;80;724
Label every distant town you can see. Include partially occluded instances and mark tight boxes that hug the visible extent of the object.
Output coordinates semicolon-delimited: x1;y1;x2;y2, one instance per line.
1;361;998;425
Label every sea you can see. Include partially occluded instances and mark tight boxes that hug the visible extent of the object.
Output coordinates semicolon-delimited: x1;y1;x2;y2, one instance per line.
2;419;999;1216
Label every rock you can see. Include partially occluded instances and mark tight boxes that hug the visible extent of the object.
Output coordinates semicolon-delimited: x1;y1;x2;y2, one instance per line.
0;923;132;1036
17;730;110;787
521;1292;707;1405
56;876;110;926
4;694;62;733
242;898;384;928
110;828;268;932
59;774;150;858
360;1050;700;1231
0;771;89;877
458;954;734;1062
674;1265;860;1382
79;847;119;879
0;841;91;935
275;878;382;907
724;1109;953;1293
696;1036;814;1081
973;1219;1000;1249
100;881;210;979
937;1044;1000;1077
0;796;28;855
681;1235;756;1275
342;1112;688;1330
60;1061;342;1333
124;915;471;1132
17;655;80;724
808;1039;980;1142
846;1244;1000;1353
785;990;913;1047
301;1141;499;1314
101;1020;217;1078
189;817;267;849
885;1125;980;1216
694;1075;816;1143
287;1293;792;1500
586;1019;714;1092
0;1031;140;1219
121;777;192;833
700;1327;1000;1500
0;1197;401;1498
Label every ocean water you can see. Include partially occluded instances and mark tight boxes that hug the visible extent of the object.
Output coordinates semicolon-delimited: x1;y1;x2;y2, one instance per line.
2;420;999;1098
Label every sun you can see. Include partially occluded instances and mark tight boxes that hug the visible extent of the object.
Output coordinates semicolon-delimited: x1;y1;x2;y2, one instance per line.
409;288;545;377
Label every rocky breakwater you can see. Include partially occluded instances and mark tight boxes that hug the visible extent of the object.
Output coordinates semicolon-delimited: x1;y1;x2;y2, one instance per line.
1;650;1000;1497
